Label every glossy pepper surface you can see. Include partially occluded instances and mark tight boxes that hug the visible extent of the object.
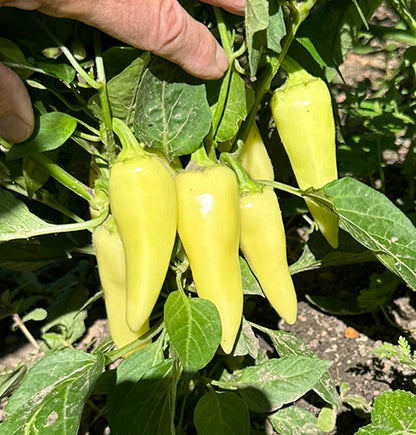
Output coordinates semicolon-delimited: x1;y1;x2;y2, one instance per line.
176;163;243;354
93;221;149;351
108;144;177;332
270;60;339;248
240;187;297;324
239;122;274;181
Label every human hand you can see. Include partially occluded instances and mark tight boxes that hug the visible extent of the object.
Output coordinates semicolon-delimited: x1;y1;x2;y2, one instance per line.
0;0;244;143
0;62;33;143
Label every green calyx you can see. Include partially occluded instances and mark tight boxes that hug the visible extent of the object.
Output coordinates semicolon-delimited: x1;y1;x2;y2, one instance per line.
220;152;262;196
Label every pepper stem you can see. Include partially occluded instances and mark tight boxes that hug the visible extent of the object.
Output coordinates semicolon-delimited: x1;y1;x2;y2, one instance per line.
281;57;314;86
190;146;216;167
220;153;262;195
112;118;145;159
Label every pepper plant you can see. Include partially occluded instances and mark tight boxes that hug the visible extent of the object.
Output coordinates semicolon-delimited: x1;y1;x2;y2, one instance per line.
0;1;416;434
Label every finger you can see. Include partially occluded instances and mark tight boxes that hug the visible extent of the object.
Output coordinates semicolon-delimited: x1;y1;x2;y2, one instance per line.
149;1;230;79
23;0;230;80
0;63;34;143
7;0;232;79
201;0;245;16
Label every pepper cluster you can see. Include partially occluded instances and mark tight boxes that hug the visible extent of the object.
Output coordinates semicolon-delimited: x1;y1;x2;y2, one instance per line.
92;62;338;356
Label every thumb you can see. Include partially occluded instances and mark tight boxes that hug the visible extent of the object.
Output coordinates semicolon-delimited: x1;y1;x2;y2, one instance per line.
0;63;34;143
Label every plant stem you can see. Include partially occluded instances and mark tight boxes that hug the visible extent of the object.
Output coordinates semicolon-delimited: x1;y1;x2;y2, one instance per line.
220;152;261;195
233;0;317;149
105;320;164;363
12;313;41;351
214;7;233;58
257;179;303;198
32;14;100;89
208;7;234;148
94;31;117;163
112;118;144;157
28;153;93;203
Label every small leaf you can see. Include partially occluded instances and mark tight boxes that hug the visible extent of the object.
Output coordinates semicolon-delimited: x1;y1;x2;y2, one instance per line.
35;60;76;83
316;406;336;432
135;58;211;159
269;405;320;435
194;390;250;435
245;0;269;76
317;177;416;290
0;38;33;79
356;390;416;434
232;318;259;359
0;349;104;435
225;356;331;412
266;330;340;408
212;71;254;142
240;256;264;296
107;52;151;126
6;112;77;160
21;307;47;322
164;290;221;372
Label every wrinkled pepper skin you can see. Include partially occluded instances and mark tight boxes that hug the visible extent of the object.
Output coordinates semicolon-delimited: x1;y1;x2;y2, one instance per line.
271;65;339;248
176;164;243;354
93;224;149;351
240;188;297;324
239;122;275;181
109;154;177;332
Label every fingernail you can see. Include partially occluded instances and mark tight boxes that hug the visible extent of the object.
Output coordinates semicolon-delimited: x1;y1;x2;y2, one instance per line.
0;115;32;143
215;44;229;75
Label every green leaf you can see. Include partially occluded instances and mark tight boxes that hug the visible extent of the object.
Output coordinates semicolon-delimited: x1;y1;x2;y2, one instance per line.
0;37;33;79
316;406;336;432
23;150;59;197
0;238;69;271
107;52;151;126
224;356;331;412
6;112;77;160
240;256;264;296
245;0;269;76
112;359;178;435
0;349;104;435
0;366;27;400
134;58;211;159
194;390;250;435
21;307;47;322
356;390;416;434
266;2;286;54
269;405;320;435
357;271;401;312
35;60;76;83
212;71;254;142
164;290;221;372
296;0;382;68
265;330;340;407
40;286;88;350
232;318;259;359
107;341;164;428
316;177;416;290
289;232;376;276
0;188;61;241
0;188;98;241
